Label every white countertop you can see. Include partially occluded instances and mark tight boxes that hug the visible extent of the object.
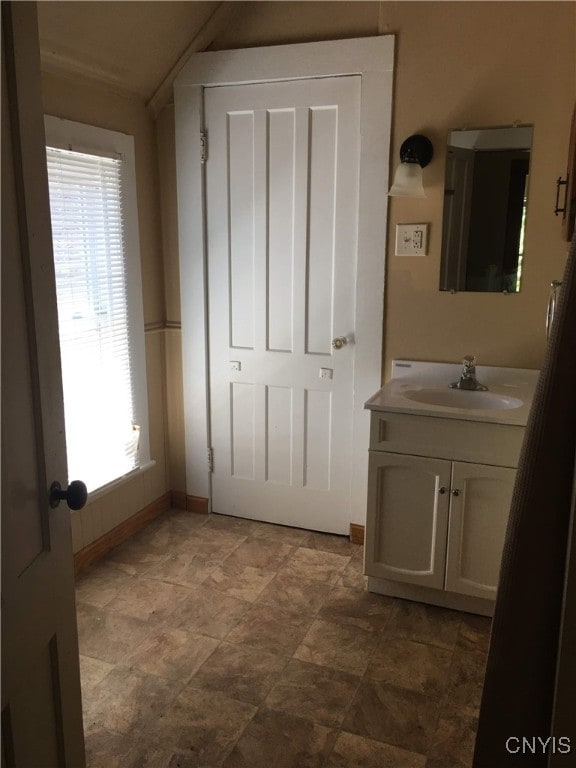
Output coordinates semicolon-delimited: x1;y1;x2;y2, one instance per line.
365;360;539;427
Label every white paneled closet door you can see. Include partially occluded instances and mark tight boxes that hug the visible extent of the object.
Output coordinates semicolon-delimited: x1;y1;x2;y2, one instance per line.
205;76;360;534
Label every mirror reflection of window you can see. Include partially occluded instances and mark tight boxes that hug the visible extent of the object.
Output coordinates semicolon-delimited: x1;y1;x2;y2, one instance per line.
440;126;533;293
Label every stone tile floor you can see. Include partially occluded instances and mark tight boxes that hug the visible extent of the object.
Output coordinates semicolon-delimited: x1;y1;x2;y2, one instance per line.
76;509;491;768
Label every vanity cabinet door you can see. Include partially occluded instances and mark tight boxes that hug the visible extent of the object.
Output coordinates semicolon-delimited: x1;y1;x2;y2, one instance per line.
445;462;515;600
365;452;451;589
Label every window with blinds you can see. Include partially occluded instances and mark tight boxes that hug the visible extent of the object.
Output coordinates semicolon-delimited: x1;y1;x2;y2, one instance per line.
45;117;150;494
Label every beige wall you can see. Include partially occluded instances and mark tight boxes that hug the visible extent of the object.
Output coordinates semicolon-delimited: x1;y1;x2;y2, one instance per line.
159;0;575;493
380;1;575;373
42;72;170;550
43;1;575;503
156;104;186;492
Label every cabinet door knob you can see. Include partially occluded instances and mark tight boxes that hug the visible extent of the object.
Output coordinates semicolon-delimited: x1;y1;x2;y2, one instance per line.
438;486;448;494
451;488;460;497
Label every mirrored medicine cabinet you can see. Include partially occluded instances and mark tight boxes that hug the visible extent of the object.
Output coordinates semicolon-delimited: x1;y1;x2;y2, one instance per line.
439;125;533;293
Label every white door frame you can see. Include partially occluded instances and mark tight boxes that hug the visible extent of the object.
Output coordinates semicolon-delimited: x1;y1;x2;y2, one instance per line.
174;36;394;525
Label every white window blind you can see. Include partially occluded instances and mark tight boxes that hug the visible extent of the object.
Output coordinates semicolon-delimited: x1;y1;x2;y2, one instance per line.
46;145;142;493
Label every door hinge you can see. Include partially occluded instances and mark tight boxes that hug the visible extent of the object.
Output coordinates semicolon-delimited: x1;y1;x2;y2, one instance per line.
200;130;208;164
207;447;214;472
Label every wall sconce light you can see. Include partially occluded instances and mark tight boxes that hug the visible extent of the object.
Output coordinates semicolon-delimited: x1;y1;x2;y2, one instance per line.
388;134;434;198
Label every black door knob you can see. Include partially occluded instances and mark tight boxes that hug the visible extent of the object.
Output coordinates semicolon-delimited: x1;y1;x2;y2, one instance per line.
49;480;88;510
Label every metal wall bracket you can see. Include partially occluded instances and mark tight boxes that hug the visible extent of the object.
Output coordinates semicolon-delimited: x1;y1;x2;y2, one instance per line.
200;130;208;164
555;176;568;215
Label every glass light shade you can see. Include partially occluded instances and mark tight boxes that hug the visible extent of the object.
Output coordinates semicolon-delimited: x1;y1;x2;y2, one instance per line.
388;162;426;198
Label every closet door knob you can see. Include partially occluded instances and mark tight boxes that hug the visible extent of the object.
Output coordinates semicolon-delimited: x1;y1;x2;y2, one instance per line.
451;488;460;497
438;486;448;494
49;480;88;510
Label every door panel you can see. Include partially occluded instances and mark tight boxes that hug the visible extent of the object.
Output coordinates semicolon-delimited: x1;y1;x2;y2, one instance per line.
228;111;256;350
205;76;360;533
307;105;338;355
268;109;295;353
266;385;292;485
1;4;85;765
365;452;451;589
445;462;515;599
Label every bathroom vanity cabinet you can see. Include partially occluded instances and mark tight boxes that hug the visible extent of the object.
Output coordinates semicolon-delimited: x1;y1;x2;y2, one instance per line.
365;410;525;616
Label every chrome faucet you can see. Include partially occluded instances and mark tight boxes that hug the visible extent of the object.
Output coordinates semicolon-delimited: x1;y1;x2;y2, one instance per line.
449;355;488;391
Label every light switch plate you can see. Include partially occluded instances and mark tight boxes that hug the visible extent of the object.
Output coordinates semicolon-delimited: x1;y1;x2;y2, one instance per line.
395;223;429;256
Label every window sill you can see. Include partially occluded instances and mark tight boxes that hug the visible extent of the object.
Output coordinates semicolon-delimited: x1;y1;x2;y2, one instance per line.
84;459;157;505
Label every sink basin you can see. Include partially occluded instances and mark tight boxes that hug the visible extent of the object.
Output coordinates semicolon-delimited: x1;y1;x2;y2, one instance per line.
402;387;523;411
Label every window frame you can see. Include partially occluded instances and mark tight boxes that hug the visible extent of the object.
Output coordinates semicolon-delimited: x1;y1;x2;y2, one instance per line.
44;115;151;498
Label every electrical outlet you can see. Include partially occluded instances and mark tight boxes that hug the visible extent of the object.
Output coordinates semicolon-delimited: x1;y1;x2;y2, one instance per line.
395;223;429;256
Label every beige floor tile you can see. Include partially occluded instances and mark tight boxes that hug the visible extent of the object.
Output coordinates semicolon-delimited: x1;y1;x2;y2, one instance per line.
128;627;219;682
319;586;395;632
158;686;257;765
456;614;492;654
336;558;368;592
294;618;376;675
142;551;218;588
426;759;469;768
324;731;427;768
255;571;332;615
105;577;192;621
168;755;220;768
444;648;487;710
428;710;479;767
202;513;259;537
249;521;312;547
75;562;135;608
223;536;296;571
387;601;462;650
265;658;361;727
106;535;170;576
343;680;439;754
190;641;288;705
76;603;155;664
76;511;484;768
281;547;351;585
156;509;210;532
222;707;337;768
79;655;115;692
85;728;174;768
349;546;365;567
303;531;357;557
83;664;178;735
366;638;452;699
84;728;127;768
136;512;209;553
226;603;313;656
174;585;250;639
202;560;276;602
176;527;246;562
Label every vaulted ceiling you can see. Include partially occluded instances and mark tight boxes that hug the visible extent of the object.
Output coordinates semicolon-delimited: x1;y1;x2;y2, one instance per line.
37;1;233;104
36;2;383;114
